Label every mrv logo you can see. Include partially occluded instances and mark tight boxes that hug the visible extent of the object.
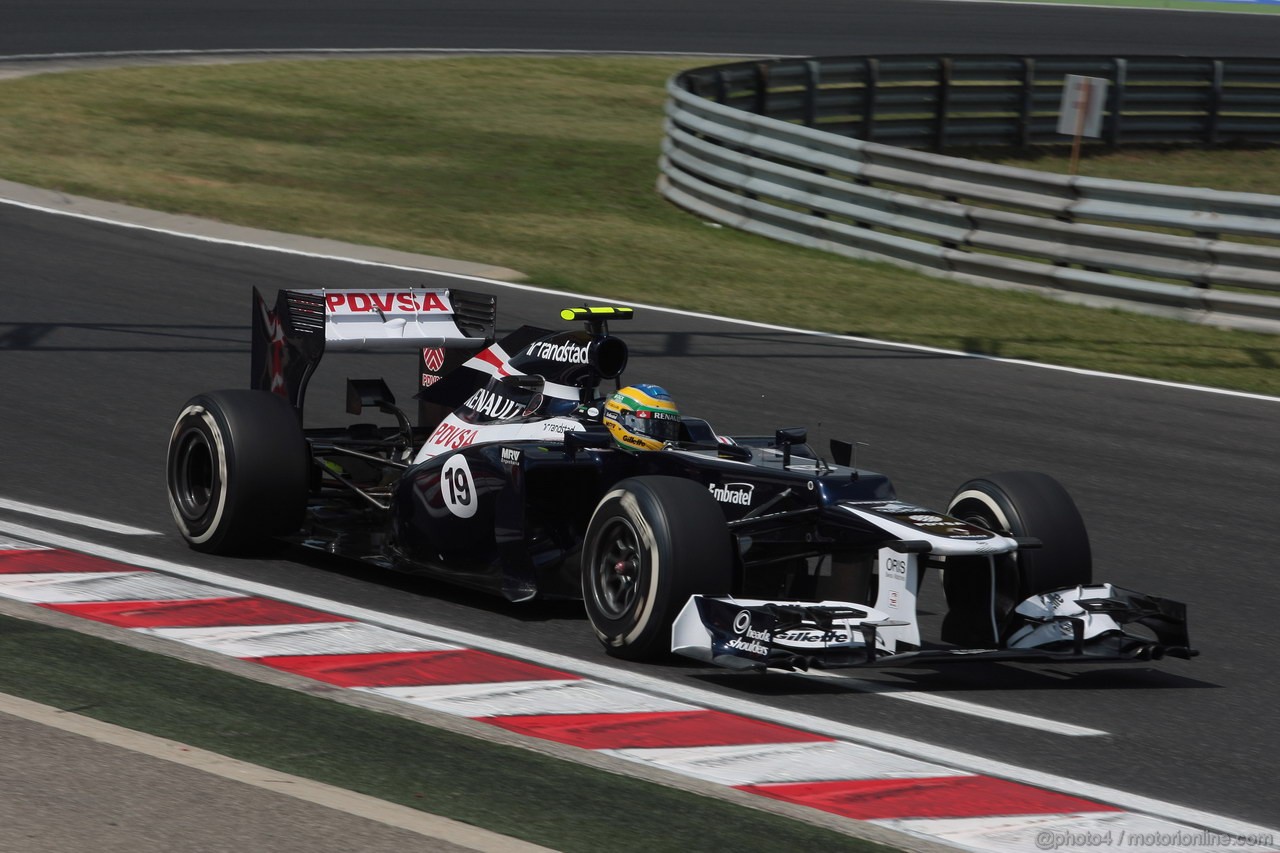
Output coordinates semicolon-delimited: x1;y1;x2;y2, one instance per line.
526;340;589;364
464;388;522;421
709;482;754;506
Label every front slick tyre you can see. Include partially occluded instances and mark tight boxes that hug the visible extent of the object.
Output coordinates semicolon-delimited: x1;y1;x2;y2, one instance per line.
166;389;308;554
582;476;732;661
942;470;1092;645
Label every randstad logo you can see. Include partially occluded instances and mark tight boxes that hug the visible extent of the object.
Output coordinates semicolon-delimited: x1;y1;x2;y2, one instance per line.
526;340;590;364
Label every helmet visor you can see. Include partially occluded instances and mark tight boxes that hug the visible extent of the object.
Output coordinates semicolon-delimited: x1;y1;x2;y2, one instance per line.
622;410;681;443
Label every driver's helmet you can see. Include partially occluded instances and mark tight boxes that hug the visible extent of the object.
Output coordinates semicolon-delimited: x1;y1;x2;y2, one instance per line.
603;384;681;451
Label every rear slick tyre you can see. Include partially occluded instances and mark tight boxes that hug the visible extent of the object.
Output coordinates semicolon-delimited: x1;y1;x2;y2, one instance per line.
166;389;308;554
582;476;732;661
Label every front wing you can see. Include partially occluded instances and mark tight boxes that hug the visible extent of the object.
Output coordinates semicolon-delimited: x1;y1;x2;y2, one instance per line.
672;585;1196;672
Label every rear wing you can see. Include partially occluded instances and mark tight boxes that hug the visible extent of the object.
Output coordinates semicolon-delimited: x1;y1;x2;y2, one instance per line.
251;286;495;412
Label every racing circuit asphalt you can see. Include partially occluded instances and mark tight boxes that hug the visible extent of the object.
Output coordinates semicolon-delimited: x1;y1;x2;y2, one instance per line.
2;0;1280;834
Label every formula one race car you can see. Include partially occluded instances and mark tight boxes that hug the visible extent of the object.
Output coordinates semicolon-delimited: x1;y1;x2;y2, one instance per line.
165;287;1196;670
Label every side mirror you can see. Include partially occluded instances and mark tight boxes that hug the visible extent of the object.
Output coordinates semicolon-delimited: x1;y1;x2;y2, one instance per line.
564;425;613;459
775;427;807;446
829;438;853;467
774;427;807;469
679;417;717;444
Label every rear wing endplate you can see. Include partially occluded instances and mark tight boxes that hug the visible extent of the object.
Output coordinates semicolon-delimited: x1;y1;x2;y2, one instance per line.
251;287;495;412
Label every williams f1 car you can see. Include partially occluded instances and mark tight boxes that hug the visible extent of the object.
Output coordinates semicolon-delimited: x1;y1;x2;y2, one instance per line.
165;287;1196;670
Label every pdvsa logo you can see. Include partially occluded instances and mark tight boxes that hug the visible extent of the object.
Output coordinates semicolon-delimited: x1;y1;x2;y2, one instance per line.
709;482;754;506
324;292;450;314
428;422;478;450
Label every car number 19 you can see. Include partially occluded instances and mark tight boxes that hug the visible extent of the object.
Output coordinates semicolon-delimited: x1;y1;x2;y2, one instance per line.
442;455;478;518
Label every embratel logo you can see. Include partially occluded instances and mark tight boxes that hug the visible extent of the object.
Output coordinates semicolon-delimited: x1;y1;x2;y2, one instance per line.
526;340;590;364
709;482;754;506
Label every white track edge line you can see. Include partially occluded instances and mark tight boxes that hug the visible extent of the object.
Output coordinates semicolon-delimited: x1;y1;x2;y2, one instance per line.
0;496;159;536
0;520;1274;839
796;669;1107;736
5;195;1277;405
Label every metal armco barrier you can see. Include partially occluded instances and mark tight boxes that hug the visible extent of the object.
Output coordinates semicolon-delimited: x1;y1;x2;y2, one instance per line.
659;56;1280;333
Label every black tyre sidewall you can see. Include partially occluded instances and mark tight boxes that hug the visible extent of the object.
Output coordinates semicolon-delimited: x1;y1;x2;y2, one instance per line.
582;476;731;660
949;470;1092;597
166;390;308;553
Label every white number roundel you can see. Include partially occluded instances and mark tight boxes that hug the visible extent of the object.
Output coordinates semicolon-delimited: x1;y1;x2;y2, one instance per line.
441;455;477;518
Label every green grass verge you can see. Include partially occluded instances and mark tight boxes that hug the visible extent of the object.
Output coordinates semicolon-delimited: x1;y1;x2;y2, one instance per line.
0;57;1277;395
0;613;889;853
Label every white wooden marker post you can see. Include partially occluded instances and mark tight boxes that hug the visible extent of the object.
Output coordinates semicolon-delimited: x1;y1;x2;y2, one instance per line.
1058;74;1109;175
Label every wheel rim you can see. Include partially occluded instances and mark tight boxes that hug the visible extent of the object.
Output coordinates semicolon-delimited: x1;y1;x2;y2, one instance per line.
171;426;215;522
955;500;1021;570
953;500;1005;535
591;517;643;619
